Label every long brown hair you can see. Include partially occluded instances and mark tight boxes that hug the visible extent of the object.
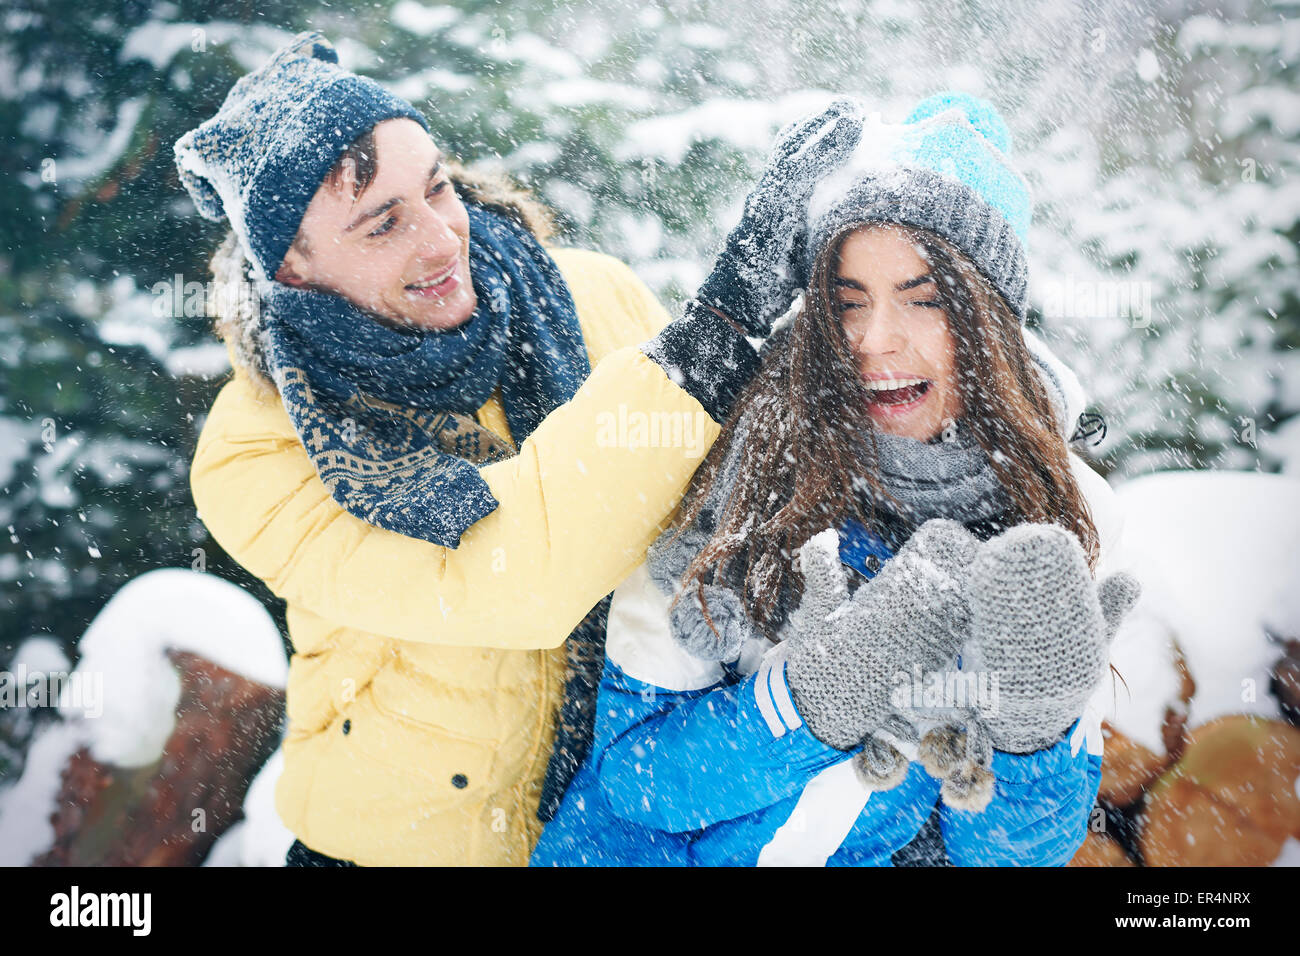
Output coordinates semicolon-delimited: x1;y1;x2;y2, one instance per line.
674;220;1099;639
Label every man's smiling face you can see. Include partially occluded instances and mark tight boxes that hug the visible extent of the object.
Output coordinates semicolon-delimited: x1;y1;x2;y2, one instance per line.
275;118;477;331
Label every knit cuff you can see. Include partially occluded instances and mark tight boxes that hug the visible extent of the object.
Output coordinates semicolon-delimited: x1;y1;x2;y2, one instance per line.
641;299;760;426
991;717;1074;756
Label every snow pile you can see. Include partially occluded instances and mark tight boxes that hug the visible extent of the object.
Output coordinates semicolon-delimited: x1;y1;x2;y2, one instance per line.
10;636;70;675
202;750;296;867
63;568;286;767
0;723;89;866
0;570;287;865
1092;471;1300;751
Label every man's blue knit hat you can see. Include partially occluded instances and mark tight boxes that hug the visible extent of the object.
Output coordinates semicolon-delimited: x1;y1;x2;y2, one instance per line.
804;91;1031;319
174;32;429;281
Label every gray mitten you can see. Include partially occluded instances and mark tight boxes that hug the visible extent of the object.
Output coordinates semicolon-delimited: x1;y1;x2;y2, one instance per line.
783;519;980;791
667;581;757;662
920;523;1141;811
648;523;751;662
696;97;865;334
645;424;757;662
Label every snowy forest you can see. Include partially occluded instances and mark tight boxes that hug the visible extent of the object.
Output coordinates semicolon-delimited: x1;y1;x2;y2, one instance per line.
1;0;1298;869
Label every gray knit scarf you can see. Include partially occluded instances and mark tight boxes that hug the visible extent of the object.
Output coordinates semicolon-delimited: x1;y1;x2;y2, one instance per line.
862;334;1075;525
867;426;1010;526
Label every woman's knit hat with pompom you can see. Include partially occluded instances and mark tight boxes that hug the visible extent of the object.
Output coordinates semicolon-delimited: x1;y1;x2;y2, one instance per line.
803;91;1032;320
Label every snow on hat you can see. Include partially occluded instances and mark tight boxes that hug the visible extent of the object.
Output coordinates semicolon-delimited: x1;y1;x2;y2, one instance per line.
804;91;1031;319
173;32;429;281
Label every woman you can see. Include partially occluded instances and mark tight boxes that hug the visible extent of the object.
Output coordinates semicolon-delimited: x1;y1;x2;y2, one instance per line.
531;92;1140;867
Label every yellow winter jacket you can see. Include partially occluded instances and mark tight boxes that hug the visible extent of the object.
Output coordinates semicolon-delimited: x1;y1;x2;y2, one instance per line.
190;248;720;866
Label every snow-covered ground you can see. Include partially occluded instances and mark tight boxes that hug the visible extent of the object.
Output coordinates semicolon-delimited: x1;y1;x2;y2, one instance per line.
1095;470;1300;752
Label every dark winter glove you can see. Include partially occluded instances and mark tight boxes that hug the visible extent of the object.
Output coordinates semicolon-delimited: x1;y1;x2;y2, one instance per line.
783;519;979;790
919;523;1141;811
695;97;865;336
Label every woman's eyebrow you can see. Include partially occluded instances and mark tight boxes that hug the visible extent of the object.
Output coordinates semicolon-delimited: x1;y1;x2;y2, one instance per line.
832;274;935;292
895;274;934;292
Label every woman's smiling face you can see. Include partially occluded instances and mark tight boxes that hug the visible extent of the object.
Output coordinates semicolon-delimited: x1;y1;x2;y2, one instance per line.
834;223;964;441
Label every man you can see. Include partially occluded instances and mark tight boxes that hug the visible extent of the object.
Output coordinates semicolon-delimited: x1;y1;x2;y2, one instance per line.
176;31;862;865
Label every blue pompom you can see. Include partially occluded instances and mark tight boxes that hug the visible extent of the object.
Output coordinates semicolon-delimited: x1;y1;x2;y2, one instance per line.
905;91;1012;154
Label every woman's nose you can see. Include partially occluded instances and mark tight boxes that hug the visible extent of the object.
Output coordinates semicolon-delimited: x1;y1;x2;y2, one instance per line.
849;304;906;356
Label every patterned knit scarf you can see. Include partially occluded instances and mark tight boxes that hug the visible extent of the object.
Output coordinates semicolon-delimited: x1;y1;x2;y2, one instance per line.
258;201;604;822
260;202;590;547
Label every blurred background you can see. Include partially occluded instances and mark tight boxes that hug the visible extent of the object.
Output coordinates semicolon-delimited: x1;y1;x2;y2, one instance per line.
0;0;1297;866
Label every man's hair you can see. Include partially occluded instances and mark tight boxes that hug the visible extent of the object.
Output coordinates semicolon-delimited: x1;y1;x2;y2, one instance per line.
324;127;380;196
213;134;556;392
289;128;379;259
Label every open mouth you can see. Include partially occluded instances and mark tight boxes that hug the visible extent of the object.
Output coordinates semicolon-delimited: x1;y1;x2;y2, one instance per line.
405;260;460;297
865;377;931;409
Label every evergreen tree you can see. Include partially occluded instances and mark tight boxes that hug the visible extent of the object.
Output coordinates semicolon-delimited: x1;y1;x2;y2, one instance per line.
1;0;1295;783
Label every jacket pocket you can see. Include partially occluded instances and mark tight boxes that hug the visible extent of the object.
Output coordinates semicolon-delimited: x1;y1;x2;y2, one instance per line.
373;648;548;777
342;683;500;806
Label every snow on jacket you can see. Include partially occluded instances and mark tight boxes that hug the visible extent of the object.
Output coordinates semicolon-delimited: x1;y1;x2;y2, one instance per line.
190;248;719;866
531;452;1124;867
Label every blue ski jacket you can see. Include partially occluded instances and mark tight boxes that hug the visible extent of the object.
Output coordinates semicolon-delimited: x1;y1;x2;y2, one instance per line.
532;495;1113;867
